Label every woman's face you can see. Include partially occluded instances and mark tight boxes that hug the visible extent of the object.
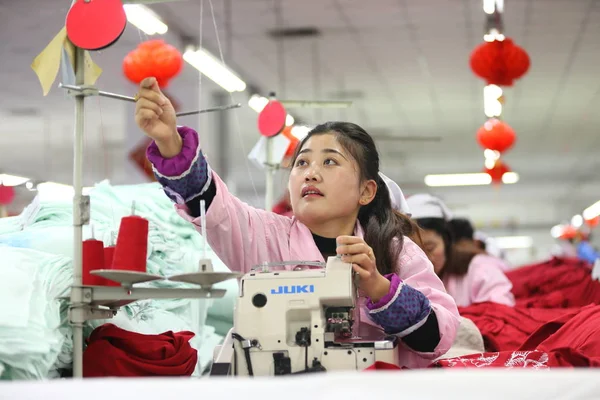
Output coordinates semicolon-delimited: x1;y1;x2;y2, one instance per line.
421;229;446;274
288;133;364;228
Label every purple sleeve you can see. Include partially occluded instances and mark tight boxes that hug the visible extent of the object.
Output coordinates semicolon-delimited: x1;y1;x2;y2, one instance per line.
146;126;211;204
365;274;432;336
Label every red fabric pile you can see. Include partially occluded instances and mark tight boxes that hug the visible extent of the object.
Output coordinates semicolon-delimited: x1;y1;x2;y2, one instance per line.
457;302;576;352
434;304;600;368
520;304;600;366
83;323;197;377
506;256;600;308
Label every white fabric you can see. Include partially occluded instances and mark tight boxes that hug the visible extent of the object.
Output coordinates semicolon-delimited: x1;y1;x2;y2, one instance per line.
406;194;453;220
436;317;485;360
379;173;410;215
1;370;599;399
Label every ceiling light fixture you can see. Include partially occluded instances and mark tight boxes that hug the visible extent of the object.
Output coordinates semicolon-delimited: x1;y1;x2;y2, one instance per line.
123;4;168;35
184;47;247;93
424;172;519;187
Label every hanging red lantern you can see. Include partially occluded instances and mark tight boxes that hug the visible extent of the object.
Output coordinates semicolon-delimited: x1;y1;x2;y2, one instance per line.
585;216;600;228
483;160;511;184
470;38;530;87
476;118;516;153
123;40;183;88
0;185;15;206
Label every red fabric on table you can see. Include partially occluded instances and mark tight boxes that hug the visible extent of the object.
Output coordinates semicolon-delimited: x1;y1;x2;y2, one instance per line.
506;257;600;308
364;361;404;371
458;302;577;352
83;323;197;377
432;350;551;369
519;304;600;367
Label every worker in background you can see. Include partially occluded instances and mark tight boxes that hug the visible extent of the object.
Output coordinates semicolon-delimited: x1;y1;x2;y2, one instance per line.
448;218;510;271
576;231;599;265
406;194;515;308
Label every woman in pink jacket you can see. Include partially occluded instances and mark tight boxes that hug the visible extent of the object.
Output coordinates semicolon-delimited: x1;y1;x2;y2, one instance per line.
406;194;515;308
134;77;459;368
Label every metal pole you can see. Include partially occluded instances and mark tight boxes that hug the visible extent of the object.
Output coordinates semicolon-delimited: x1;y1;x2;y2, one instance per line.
58;84;241;116
265;138;274;211
70;46;85;379
213;92;230;182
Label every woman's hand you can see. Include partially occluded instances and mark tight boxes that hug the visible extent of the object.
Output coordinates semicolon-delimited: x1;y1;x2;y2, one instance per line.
134;77;181;158
336;236;391;303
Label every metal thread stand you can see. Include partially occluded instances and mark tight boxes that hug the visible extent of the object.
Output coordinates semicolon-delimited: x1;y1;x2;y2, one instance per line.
64;47;237;379
264;137;277;211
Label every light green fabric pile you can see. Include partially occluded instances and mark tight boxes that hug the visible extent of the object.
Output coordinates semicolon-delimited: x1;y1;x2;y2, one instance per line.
0;181;238;379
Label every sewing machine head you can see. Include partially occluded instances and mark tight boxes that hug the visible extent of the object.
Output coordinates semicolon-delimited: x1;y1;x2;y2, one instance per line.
239;256;357;338
219;256;400;376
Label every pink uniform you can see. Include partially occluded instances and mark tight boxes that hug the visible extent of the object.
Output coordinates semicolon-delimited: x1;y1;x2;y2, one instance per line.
443;254;515;307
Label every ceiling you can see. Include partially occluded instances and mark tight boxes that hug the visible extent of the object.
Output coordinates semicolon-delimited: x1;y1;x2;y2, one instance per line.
1;0;599;240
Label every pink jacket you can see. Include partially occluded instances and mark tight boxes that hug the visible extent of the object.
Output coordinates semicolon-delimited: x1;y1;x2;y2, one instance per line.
443;254;515;308
174;172;460;368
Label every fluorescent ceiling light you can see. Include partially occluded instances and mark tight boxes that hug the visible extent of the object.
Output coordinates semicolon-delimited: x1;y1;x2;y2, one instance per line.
424;172;519;187
483;84;503;118
583;200;600;220
123;4;168;35
184;47;246;92
248;94;269;113
484;149;501;169
494;235;533;249
550;224;563;239
571;214;583;228
483;0;503;14
0;174;30;186
484;29;505;42
501;172;519;184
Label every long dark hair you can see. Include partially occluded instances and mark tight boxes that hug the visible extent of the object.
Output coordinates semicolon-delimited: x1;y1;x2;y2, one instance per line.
291;121;421;275
447;218;475;242
416;217;482;278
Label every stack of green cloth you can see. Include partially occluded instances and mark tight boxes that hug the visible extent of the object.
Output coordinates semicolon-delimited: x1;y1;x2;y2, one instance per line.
0;181;238;379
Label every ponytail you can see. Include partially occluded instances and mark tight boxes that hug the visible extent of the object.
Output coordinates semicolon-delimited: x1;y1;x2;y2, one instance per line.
358;175;422;275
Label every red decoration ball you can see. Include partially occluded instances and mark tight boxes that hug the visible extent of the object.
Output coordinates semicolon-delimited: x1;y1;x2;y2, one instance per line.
476;118;516;153
470;38;530;87
483;160;511;184
123;40;183;88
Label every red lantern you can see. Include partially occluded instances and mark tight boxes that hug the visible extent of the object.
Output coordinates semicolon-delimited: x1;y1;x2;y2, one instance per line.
123;40;183;88
0;185;15;206
470;38;530;87
483;160;510;184
477;118;516;153
585;216;600;228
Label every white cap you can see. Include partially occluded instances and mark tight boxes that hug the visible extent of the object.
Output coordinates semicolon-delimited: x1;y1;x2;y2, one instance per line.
406;193;453;220
379;172;411;216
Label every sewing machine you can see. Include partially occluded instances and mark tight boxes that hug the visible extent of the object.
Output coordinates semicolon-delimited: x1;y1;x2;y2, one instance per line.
211;256;400;376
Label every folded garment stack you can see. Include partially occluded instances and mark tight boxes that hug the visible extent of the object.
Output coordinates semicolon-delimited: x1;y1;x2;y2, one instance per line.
0;181;239;379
